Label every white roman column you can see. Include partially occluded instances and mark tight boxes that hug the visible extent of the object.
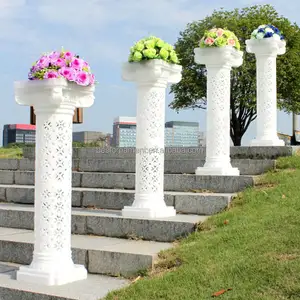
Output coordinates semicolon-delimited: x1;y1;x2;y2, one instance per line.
14;78;94;286
121;60;182;218
246;38;286;146
194;47;243;176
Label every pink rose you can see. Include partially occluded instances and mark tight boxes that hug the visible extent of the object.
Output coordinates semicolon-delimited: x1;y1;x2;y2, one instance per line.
52;58;66;68
89;74;95;85
37;56;50;68
216;29;224;37
49;51;60;60
63;51;73;61
58;67;76;81
71;57;84;70
205;37;215;45
44;70;59;79
228;39;236;46
75;71;90;86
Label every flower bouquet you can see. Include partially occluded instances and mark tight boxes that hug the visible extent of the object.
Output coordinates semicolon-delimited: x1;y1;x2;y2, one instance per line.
28;49;95;86
199;28;240;50
251;24;284;40
128;36;179;64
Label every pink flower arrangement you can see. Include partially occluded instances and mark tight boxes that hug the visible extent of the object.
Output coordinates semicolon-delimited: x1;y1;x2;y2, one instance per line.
205;38;215;46
28;49;96;86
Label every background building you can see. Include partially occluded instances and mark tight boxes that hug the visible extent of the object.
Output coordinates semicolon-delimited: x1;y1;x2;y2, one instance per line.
112;117;200;147
73;131;108;146
198;131;206;146
112;117;137;147
3;124;36;147
165;121;199;147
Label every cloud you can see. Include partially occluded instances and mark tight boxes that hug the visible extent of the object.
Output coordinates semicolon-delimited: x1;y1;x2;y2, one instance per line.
36;0;210;30
0;0;26;17
1;0;299;63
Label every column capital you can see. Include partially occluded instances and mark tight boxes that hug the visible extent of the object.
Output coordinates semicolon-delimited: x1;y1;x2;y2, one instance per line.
122;59;182;86
246;38;286;56
194;47;243;69
14;78;95;109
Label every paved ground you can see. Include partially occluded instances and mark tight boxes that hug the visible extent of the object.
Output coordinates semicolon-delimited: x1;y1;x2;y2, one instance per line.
0;261;129;300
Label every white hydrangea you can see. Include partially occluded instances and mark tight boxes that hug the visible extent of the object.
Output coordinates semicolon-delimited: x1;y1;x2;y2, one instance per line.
265;27;274;33
258;24;266;29
256;32;265;39
251;29;258;36
273;33;281;41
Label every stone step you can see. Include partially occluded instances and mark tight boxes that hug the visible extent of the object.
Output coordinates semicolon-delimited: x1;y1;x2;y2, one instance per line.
0;261;129;300
0;184;234;216
0;227;172;277
0;158;275;175
0;203;207;242
22;145;296;160
0;170;255;193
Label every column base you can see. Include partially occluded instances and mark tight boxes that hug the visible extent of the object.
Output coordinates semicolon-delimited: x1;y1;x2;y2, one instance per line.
195;166;240;176
122;206;176;218
16;264;87;286
250;138;285;146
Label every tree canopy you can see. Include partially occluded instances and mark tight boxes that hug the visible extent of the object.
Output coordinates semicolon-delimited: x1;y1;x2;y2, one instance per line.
170;4;300;145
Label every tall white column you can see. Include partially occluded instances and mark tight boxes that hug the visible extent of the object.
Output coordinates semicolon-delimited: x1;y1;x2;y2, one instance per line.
194;47;243;176
14;78;94;286
246;38;286;146
121;60;182;218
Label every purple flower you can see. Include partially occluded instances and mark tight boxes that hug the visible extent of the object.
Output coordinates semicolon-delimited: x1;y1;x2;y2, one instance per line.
28;72;34;80
58;67;76;81
37;56;50;69
71;57;84;70
64;51;73;61
52;57;66;68
30;65;39;72
89;73;95;85
75;71;90;86
44;70;59;79
49;51;60;60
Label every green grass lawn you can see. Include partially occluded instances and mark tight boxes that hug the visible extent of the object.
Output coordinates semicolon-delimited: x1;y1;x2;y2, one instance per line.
0;147;23;159
105;155;300;300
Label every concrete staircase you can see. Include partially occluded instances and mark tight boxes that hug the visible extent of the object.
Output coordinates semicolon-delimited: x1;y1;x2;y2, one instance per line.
0;146;295;299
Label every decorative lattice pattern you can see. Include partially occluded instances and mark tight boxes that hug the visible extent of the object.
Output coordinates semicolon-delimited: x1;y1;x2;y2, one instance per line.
205;67;231;166
135;87;165;195
256;56;277;139
35;113;73;252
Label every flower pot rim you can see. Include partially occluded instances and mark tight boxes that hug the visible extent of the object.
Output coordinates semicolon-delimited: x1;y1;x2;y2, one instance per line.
246;37;286;45
195;45;242;53
126;58;181;68
14;78;95;91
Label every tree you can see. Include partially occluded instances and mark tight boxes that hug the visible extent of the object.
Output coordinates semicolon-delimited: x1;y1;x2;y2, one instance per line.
170;5;300;145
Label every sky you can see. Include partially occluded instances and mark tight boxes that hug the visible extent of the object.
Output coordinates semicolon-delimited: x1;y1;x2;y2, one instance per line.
1;0;299;145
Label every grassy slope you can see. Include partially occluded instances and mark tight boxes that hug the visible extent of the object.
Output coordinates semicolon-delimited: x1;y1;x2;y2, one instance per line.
0;148;22;159
105;156;300;300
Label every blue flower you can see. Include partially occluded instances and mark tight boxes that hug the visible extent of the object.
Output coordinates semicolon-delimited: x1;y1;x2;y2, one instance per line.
264;32;273;38
258;28;265;33
280;34;285;40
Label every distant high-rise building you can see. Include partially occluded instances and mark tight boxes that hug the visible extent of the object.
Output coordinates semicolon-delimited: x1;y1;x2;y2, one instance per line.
165;121;199;147
112;117;137;147
3;124;36;147
112;117;200;147
198;131;206;146
73;131;107;145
